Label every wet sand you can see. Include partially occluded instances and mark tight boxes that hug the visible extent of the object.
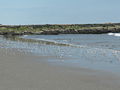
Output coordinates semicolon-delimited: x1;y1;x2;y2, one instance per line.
0;48;120;90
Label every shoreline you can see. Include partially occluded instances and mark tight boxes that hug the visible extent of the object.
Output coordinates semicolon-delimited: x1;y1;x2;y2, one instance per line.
0;48;120;90
0;23;120;35
1;34;120;74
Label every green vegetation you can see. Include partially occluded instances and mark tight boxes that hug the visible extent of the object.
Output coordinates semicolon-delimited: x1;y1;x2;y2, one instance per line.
0;23;120;35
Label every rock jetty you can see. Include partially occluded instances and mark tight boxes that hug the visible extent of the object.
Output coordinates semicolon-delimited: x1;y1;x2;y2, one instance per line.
0;23;120;35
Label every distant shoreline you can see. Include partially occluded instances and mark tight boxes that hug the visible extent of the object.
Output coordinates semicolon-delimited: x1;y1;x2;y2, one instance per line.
0;23;120;35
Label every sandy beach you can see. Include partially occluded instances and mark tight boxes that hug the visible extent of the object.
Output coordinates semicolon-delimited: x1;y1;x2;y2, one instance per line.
0;48;120;90
1;0;120;89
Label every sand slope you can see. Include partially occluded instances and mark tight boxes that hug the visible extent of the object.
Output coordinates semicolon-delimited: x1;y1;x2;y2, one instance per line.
0;48;120;90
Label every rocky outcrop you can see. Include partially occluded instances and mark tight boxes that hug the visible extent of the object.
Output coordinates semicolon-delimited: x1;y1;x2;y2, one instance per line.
1;28;120;36
1;23;120;35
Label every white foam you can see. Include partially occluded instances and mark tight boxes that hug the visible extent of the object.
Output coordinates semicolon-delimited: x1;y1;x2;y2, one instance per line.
108;33;120;37
108;33;114;36
114;33;120;37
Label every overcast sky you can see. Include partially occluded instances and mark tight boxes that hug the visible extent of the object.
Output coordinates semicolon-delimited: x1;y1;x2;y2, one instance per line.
0;0;120;25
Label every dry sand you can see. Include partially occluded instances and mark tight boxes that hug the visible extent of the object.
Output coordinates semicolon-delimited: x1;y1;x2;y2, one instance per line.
0;48;120;90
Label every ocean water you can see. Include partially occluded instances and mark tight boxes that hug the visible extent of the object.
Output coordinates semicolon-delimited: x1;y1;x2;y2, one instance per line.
0;33;120;73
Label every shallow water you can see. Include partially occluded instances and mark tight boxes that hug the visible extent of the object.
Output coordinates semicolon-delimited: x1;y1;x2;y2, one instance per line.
1;34;120;73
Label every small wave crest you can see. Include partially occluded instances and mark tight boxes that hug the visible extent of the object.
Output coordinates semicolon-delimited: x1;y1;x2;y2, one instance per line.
21;35;85;48
31;38;85;48
108;33;120;37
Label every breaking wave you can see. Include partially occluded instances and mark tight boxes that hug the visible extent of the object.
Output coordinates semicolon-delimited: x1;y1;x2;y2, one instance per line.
108;33;120;37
